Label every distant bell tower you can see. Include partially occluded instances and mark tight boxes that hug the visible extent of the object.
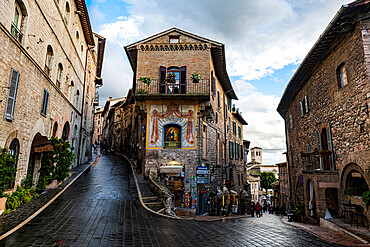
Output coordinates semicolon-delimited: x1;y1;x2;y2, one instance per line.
251;147;262;165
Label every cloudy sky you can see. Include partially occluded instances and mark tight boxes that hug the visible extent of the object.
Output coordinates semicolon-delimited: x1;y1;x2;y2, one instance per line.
86;0;351;165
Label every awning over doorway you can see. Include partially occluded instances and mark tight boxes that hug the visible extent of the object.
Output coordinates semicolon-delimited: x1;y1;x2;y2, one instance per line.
31;133;53;153
159;165;183;174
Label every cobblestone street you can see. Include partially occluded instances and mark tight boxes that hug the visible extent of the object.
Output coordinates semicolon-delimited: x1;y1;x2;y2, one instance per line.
0;154;344;246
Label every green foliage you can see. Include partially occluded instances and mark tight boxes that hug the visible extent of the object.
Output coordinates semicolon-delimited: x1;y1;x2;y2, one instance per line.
190;72;202;82
362;191;370;206
259;171;277;191
344;187;357;196
0;148;17;196
36;137;74;190
139;77;151;85
165;72;176;83
296;202;305;216
5;186;38;211
49;136;74;182
22;174;34;190
136;89;148;94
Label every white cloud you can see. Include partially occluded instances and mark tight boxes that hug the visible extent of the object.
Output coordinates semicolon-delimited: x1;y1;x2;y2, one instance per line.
233;80;286;164
93;0;349;162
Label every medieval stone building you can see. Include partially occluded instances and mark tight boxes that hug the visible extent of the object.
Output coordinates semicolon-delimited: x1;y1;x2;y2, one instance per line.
278;0;370;223
123;28;248;216
0;0;105;188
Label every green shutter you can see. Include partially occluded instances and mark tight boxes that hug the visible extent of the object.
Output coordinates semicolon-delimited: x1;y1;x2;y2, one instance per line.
4;69;20;121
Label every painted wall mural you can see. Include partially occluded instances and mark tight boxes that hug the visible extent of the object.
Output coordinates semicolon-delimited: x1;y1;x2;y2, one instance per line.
147;104;197;149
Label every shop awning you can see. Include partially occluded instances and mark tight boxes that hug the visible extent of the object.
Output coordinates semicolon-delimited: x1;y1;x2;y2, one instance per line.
159;165;183;174
31;133;53;153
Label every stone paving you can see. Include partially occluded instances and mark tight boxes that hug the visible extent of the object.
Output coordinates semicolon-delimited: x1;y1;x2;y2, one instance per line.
0;154;349;246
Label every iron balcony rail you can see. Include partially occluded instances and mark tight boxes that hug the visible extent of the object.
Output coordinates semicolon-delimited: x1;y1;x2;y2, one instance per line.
134;79;210;96
11;22;22;43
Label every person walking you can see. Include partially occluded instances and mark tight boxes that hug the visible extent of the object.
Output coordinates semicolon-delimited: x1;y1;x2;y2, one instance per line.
250;201;255;217
256;202;262;217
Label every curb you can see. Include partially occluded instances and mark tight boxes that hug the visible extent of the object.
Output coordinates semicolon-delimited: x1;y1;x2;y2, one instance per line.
281;216;369;246
116;153;184;220
0;154;100;240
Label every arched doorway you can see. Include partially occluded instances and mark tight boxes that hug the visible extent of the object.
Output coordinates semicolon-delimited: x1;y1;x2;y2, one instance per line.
325;188;339;216
28;133;53;184
62;122;70;141
8;138;20;189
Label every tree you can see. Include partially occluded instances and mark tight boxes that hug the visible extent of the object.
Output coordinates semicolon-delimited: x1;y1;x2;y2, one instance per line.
259;171;277;192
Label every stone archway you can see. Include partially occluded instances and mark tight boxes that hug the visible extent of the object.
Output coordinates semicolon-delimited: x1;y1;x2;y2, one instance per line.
341;163;370;197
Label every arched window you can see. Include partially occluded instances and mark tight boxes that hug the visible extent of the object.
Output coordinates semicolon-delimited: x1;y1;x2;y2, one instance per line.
56;63;63;88
76;31;79;41
81;44;84;53
52;122;58;137
64;2;70;25
337;63;348;88
69;80;74;100
11;1;27;43
8;138;19;189
164;124;181;148
44;45;53;76
62;122;70;141
317;126;334;171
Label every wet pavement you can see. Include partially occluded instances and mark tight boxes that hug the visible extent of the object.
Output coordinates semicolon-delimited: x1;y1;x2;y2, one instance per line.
0;154;347;246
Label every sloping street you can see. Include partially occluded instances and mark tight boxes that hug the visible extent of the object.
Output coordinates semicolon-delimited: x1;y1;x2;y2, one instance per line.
0;154;342;247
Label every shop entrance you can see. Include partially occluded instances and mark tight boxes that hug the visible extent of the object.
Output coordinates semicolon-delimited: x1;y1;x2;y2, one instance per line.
159;165;184;208
198;191;207;215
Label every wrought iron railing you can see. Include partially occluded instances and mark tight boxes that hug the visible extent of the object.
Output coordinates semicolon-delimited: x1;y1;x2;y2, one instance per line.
134;79;210;96
11;22;22;43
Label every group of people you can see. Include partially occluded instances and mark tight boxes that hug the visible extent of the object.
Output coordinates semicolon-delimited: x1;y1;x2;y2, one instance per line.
248;201;263;217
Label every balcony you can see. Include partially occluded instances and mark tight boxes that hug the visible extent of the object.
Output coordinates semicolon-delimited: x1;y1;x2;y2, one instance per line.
134;79;210;101
11;22;22;43
302;149;336;173
93;92;99;106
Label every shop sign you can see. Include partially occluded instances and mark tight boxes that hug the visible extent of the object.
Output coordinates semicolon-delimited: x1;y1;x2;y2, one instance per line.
141;125;145;131
351;172;361;177
196;166;210;175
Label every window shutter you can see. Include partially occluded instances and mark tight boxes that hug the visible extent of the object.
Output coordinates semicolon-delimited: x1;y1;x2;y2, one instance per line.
327;125;334;169
159;66;166;94
317;129;323;170
180;66;186;94
4;69;20;121
212;77;216;97
41;89;49;116
300;101;304;117
305;96;309;113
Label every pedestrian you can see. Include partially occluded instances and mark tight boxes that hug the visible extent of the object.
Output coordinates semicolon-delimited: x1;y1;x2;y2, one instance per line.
250;201;255;217
256;202;262;217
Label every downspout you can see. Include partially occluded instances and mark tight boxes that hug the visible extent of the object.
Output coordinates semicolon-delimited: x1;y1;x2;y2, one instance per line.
77;45;94;166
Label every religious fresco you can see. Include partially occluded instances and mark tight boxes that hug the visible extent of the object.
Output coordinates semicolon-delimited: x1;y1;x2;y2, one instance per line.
147;104;197;149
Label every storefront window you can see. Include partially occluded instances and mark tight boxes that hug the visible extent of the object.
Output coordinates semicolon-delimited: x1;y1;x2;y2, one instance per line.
164;124;181;148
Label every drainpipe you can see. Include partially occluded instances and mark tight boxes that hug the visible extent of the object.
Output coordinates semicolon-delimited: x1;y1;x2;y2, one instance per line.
77;45;94;166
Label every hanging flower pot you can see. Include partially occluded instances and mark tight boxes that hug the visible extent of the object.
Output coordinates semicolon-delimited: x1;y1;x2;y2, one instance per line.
166;72;176;83
191;72;202;83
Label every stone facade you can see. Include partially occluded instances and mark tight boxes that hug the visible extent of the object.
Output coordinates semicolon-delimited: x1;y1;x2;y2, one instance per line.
92;107;103;144
278;1;370;223
123;28;248;215
0;0;104;188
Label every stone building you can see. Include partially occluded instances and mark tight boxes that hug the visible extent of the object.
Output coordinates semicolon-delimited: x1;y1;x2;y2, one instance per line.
0;0;105;188
124;28;248;216
277;0;370;223
276;161;289;208
92;107;104;144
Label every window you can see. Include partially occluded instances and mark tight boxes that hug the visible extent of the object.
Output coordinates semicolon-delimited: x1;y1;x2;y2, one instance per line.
215;112;218;124
217;133;220;165
62;122;70;141
317;126;334;171
233;121;236;135
76;31;79;42
337;63;348;88
81;44;84;53
159;66;187;94
211;71;216;97
300;96;309;117
238;126;242;138
8;138;19;189
41;89;49;116
169;35;179;43
305;143;311;165
217;91;220;108
228;117;231;130
228;97;231;111
64;2;70;25
289;114;293;128
202;125;207;158
229;141;234;159
52;122;58;137
4;69;20;121
164;124;181;148
11;2;25;43
56;63;63;88
76;90;80;109
44;45;53;76
235;143;239;159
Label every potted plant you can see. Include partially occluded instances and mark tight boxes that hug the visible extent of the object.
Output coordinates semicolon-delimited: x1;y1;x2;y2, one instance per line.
191;72;202;83
136;89;148;94
344;186;357;204
0;148;17;213
296;202;305;222
165;72;176;84
139;77;151;86
362;191;370;206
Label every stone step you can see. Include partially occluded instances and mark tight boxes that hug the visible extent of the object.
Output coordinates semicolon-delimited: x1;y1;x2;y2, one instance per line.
142;196;158;201
145;202;163;206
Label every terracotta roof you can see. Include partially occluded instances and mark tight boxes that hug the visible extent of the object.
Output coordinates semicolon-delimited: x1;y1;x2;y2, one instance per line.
74;0;94;46
277;0;370;117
